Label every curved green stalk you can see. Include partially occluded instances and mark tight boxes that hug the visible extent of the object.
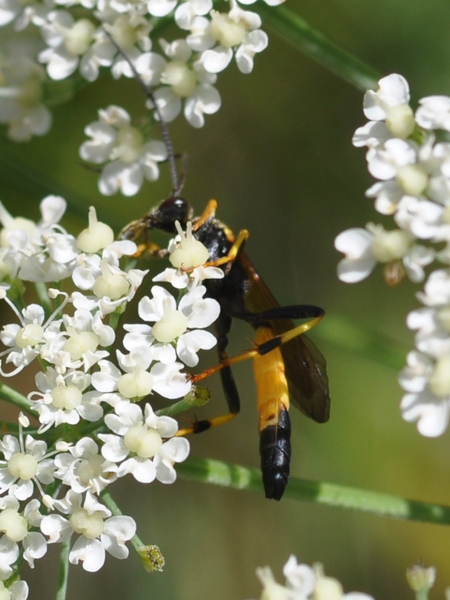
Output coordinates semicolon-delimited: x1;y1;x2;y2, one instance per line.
177;457;450;525
0;382;34;414
256;3;380;92
55;539;70;600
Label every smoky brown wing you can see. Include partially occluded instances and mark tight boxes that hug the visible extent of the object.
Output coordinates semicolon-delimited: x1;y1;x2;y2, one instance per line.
238;252;331;423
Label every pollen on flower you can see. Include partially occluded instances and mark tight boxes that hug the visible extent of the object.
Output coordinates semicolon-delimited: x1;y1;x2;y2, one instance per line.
111;126;144;164
395;165;429;196
63;328;100;360
427;356;450;398
124;424;163;458
93;261;131;299
15;324;45;349
77;207;114;254
8;453;39;480
70;508;105;539
385;104;415;138
51;385;83;410
161;61;197;97
369;226;411;263
152;300;188;343
117;370;154;398
169;221;210;269
64;19;96;56
0;508;28;542
210;11;247;47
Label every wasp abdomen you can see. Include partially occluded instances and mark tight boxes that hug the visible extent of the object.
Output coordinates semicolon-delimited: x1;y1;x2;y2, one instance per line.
253;326;292;500
259;408;291;500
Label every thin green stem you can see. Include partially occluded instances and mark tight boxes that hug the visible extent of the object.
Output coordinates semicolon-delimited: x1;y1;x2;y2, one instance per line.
101;490;165;571
177;457;450;525
101;490;146;553
0;382;34;415
55;539;70;600
256;4;380;92
34;282;53;317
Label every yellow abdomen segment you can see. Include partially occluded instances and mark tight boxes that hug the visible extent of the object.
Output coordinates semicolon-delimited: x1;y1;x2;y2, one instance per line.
253;326;290;433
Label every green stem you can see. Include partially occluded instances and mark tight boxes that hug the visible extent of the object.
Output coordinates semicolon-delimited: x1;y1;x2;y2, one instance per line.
101;490;146;553
256;4;380;92
34;282;53;317
55;539;70;600
101;489;166;571
0;382;34;414
177;457;450;525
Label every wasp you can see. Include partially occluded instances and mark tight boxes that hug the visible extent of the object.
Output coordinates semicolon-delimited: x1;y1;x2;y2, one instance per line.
106;32;331;500
121;196;331;500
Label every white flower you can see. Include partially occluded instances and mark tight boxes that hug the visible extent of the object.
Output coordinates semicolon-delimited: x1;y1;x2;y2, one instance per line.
250;557;375;600
80;105;168;195
335;224;433;284
196;1;268;74
41;490;136;572
352;74;415;148
71;238;148;315
136;39;221;127
29;367;104;432
54;438;117;494
38;11;98;81
0;497;47;571
0;56;51;142
0;195;78;282
0;430;56;500
399;351;450;437
0;579;29;600
175;0;212;30
136;284;219;367
416;95;450;132
0;298;65;377
99;401;189;483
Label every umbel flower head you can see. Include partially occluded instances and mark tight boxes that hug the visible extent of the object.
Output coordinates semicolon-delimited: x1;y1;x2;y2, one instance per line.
336;72;450;439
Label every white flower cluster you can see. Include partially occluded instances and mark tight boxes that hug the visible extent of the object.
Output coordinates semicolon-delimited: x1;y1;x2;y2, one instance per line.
0;195;223;593
249;556;374;600
335;73;450;438
0;0;280;153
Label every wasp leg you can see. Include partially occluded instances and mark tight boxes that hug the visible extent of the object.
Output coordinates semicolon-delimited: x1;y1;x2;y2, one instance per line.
190;310;324;384
192;199;218;230
176;311;241;437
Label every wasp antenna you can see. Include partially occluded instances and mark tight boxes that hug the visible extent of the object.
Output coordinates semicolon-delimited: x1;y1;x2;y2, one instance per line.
174;153;189;196
101;27;180;195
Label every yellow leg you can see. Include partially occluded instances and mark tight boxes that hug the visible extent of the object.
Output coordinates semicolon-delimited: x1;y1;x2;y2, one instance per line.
190;313;324;384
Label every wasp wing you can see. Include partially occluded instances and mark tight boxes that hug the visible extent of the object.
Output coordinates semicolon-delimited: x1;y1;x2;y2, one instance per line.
238;252;330;423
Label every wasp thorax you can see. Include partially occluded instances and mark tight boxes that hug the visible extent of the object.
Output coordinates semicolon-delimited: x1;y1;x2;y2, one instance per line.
169;221;210;268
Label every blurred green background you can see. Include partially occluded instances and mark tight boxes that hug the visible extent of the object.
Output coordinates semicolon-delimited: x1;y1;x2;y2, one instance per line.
2;0;450;598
